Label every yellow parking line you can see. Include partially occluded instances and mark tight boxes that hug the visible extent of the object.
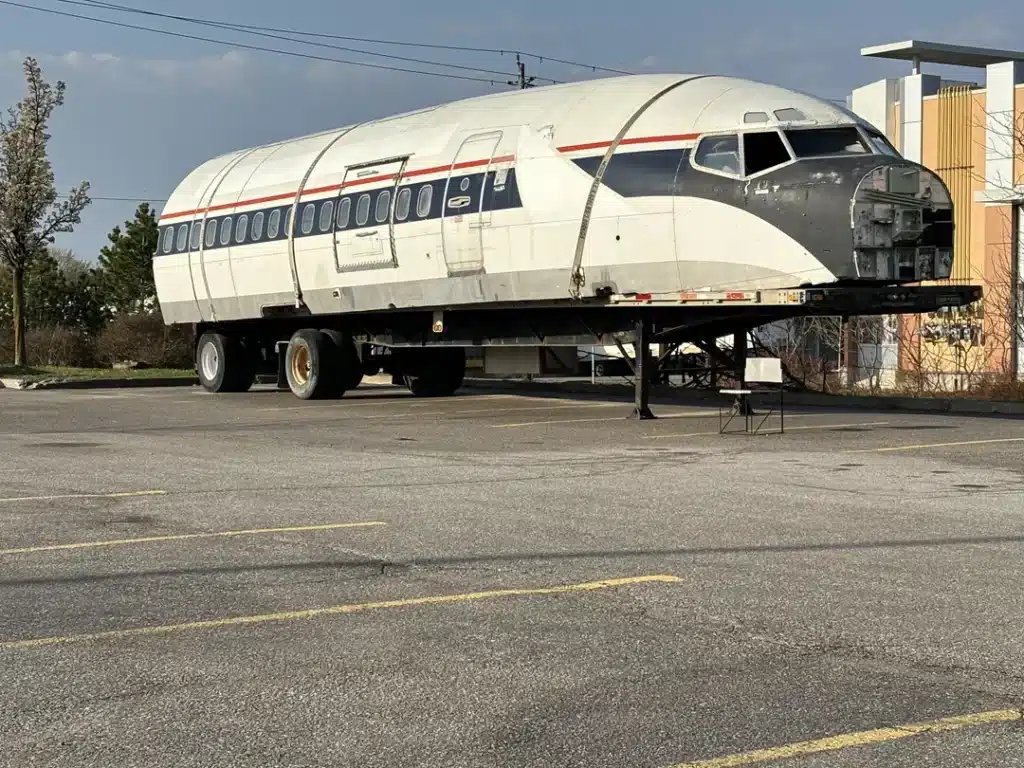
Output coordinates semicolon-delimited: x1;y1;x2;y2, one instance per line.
665;708;1022;767
0;521;386;556
0;490;166;504
642;421;891;440
845;436;1024;454
0;574;681;651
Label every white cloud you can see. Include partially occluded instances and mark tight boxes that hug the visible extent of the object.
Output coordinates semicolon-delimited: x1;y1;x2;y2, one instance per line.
1;48;252;89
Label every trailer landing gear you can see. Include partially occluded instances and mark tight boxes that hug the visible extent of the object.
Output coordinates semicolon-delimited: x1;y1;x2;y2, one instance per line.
629;317;656;420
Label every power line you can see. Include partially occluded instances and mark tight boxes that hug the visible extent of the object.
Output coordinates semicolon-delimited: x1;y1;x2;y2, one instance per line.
72;0;632;77
0;0;517;86
508;54;537;89
57;194;167;202
59;0;560;84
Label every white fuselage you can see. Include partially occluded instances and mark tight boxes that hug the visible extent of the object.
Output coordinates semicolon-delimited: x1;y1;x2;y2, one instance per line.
153;73;904;326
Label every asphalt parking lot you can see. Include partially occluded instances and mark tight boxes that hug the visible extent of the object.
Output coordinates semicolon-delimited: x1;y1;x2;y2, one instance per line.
1;381;1023;767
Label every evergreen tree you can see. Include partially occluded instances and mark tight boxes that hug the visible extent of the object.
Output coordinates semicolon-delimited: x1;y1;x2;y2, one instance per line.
0;56;91;365
95;202;160;315
0;248;104;333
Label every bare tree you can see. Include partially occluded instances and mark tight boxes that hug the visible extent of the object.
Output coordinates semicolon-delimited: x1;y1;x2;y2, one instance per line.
0;56;90;366
958;90;1024;391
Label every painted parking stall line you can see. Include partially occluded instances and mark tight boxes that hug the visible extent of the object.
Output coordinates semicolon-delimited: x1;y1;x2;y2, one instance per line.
0;574;681;651
0;490;166;504
0;521;387;556
665;707;1023;767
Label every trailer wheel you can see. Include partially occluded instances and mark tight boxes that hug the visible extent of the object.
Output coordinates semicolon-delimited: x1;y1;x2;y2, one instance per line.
285;329;343;400
196;332;254;393
403;348;466;397
321;330;364;392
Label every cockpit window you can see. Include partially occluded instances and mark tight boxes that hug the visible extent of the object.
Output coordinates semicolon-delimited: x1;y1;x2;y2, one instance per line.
773;107;807;122
694;135;741;176
743;131;792;175
864;129;901;157
784;127;869;157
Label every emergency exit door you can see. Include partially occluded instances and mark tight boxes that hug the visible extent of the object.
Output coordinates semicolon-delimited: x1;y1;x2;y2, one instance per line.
442;131;502;276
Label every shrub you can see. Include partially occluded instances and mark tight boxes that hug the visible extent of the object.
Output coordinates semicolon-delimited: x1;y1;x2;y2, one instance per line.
95;313;194;369
0;325;97;367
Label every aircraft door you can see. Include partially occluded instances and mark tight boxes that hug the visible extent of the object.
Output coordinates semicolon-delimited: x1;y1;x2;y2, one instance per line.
442;131;502;276
333;157;407;273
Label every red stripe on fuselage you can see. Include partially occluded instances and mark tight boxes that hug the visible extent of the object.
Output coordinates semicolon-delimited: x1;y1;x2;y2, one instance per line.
157;134;693;222
555;133;699;154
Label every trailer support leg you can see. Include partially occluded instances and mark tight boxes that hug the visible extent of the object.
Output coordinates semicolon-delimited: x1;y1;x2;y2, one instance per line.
733;330;753;416
629;317;656;420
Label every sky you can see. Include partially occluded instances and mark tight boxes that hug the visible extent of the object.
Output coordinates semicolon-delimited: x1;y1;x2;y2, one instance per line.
1;0;1023;262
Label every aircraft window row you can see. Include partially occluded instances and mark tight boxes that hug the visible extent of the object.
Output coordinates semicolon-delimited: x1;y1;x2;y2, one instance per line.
743;107;808;125
693;124;885;179
158;181;445;254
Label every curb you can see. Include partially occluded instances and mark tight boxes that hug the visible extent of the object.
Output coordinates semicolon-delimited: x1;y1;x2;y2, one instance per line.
0;376;199;391
461;377;1024;417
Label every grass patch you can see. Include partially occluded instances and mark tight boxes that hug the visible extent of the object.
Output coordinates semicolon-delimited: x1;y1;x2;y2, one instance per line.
0;365;195;382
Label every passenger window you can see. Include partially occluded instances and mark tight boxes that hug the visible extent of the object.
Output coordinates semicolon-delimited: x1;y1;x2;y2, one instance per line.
251;211;264;241
189;221;202;250
743;131;792;175
416;184;433;218
162;226;175;254
219;216;233;246
337;197;351;229
176;224;189;252
235;214;248;243
300;203;315;235
356;194;371;226
395;188;412;221
284;208;293;237
319;200;334;232
784;127;868;157
694;135;741;176
267;209;280;239
375;189;391;224
205;220;217;248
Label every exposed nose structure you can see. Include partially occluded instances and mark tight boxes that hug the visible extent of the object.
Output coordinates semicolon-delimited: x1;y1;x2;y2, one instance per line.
852;163;954;282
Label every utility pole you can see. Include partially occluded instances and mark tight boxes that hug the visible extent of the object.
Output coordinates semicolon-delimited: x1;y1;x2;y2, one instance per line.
507;53;536;89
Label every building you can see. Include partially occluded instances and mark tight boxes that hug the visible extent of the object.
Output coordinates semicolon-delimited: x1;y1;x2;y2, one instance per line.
849;40;1024;389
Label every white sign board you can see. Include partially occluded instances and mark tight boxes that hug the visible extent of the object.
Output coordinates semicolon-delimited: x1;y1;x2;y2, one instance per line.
745;357;783;384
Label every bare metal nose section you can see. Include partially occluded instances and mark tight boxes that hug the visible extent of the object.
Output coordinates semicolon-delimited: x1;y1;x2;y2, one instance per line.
851;164;954;282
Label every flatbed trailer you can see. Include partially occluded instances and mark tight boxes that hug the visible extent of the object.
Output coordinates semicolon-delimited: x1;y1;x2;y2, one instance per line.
200;280;981;420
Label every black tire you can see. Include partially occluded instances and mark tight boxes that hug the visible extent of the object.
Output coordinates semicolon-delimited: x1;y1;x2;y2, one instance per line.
403;348;466;397
321;330;363;392
195;331;254;393
284;329;343;400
